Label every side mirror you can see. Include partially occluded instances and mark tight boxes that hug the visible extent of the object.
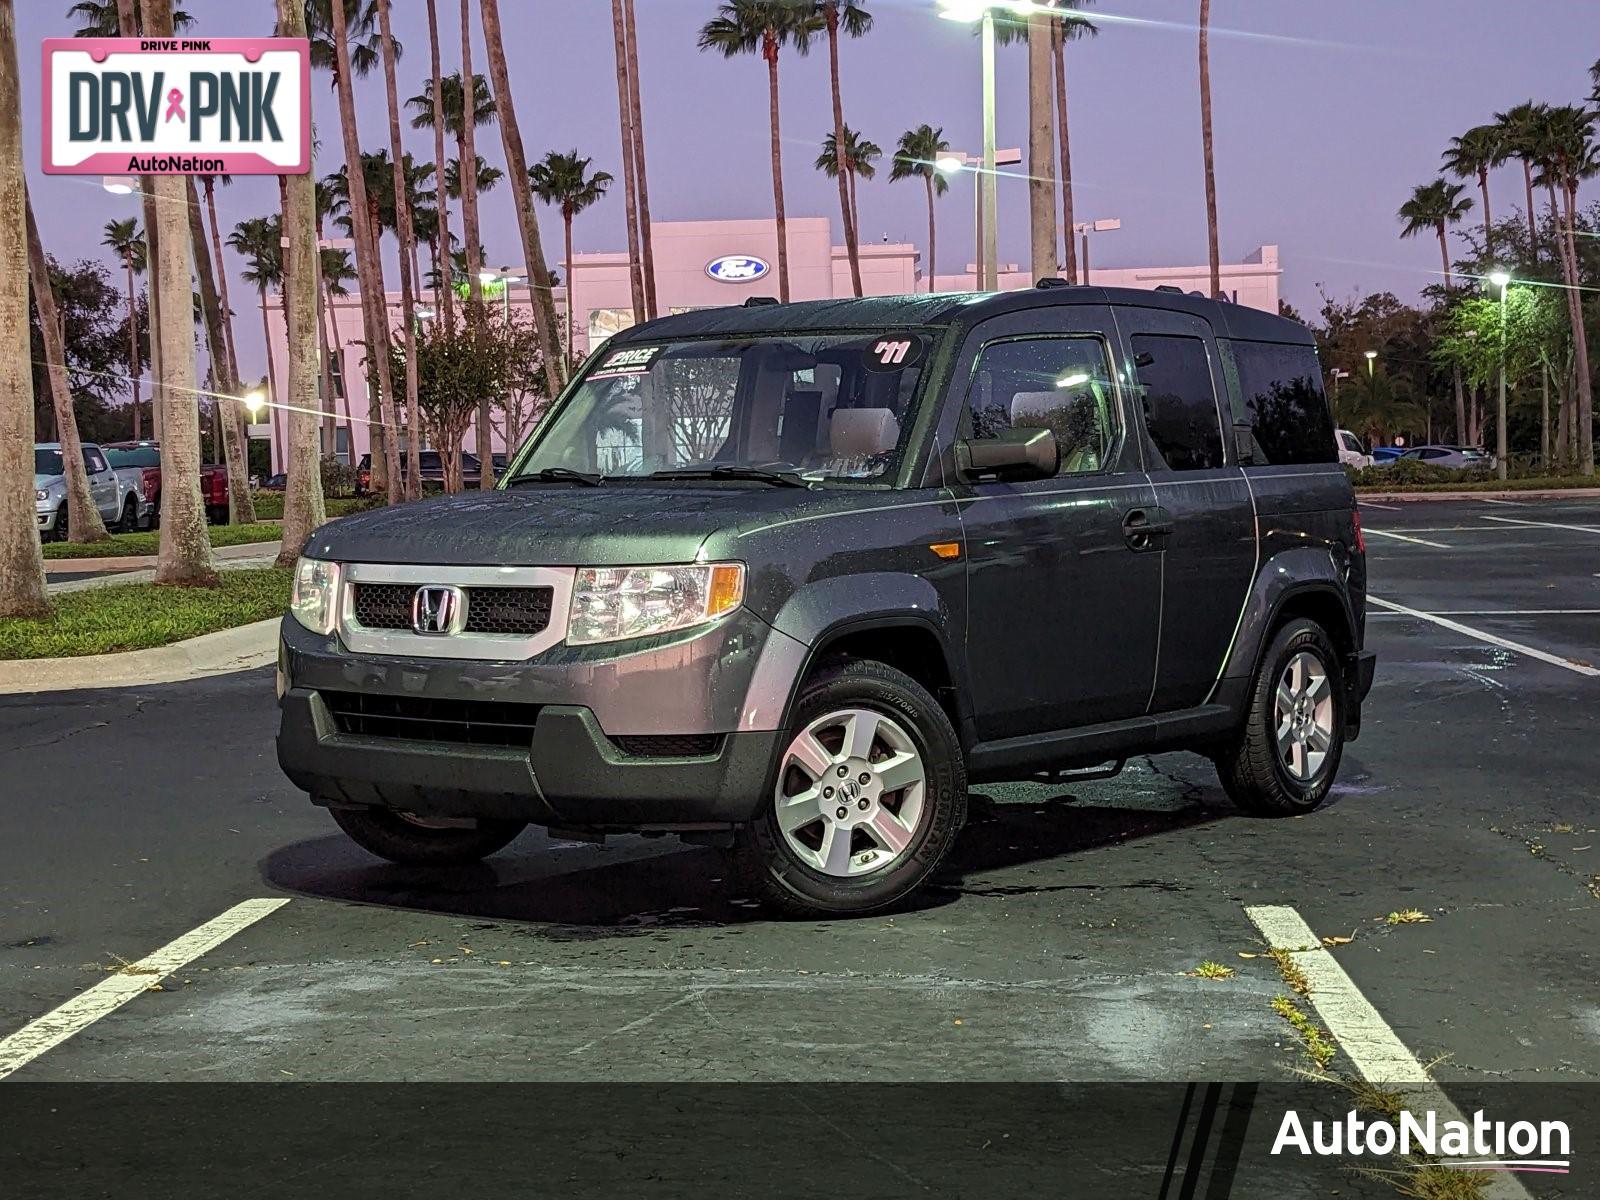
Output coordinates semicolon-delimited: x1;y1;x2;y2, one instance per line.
956;428;1059;481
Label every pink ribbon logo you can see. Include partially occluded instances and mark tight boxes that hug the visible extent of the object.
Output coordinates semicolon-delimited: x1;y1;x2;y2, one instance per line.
164;88;185;123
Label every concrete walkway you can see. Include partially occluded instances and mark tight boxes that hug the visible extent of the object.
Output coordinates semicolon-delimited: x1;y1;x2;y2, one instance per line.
46;544;283;595
0;617;279;696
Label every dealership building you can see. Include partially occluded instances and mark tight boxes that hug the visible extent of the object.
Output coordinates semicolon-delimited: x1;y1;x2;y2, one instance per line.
262;216;1281;469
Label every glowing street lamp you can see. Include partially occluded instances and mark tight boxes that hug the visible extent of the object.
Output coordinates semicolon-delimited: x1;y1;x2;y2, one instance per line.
935;147;1021;289
101;175;138;195
243;390;266;423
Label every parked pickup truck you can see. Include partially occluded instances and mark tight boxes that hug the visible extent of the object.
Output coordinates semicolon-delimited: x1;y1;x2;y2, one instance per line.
34;441;153;538
102;441;233;525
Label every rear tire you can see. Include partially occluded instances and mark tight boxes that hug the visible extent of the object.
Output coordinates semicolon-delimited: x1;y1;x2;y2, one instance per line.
1216;618;1345;816
736;659;967;918
117;498;138;533
329;807;526;866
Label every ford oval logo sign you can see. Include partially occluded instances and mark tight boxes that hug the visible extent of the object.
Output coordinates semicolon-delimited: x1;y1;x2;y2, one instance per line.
706;254;770;283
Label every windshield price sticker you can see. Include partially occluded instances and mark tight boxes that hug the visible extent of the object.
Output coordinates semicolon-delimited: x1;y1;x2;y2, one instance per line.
865;335;924;372
591;345;662;379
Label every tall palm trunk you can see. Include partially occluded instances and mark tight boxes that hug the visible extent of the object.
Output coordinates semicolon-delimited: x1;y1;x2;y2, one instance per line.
1053;21;1078;282
146;0;217;586
563;207;575;353
1027;10;1056;282
202;177;240;380
480;0;569;400
329;0;401;504
0;0;49;617
377;0;421;499
824;4;861;297
26;195;108;543
609;0;645;325
275;0;326;561
1476;167;1492;254
1560;181;1593;474
1434;221;1467;444
763;33;791;302
1521;159;1538;248
186;177;253;524
923;174;937;294
458;0;491;485
122;257;142;439
1198;0;1220;298
623;0;657;317
321;278;356;460
122;0;162;444
424;0;452;334
258;286;282;468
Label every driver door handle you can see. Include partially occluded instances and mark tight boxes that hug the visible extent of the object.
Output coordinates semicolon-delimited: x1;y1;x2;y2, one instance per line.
1122;506;1173;551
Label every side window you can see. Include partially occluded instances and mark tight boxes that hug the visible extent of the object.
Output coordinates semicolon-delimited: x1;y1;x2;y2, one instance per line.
1131;334;1225;472
964;336;1119;475
82;448;107;474
1230;340;1336;466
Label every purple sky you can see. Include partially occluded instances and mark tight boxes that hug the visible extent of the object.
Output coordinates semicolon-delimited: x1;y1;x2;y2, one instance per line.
20;0;1599;387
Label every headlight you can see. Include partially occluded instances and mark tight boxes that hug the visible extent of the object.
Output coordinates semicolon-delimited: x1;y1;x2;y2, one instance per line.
290;556;342;635
35;489;49;501
567;563;744;646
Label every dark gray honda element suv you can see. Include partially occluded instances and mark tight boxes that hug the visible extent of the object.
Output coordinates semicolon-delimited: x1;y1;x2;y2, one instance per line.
277;285;1375;916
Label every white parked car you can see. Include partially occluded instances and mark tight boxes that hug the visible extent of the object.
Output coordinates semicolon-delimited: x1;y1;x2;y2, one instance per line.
34;441;152;538
1336;429;1372;469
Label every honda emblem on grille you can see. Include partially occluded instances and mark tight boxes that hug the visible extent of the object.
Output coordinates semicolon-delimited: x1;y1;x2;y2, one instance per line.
412;585;464;635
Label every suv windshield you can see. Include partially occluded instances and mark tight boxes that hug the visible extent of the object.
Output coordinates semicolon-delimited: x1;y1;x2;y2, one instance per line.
513;332;933;485
34;448;63;476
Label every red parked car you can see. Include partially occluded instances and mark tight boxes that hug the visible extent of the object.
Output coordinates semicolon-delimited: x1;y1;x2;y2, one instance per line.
102;442;233;525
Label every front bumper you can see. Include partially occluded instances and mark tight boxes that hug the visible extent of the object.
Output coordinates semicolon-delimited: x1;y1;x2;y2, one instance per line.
36;504;60;532
275;611;801;830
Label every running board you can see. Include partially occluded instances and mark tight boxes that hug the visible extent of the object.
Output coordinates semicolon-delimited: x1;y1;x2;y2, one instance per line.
967;705;1236;784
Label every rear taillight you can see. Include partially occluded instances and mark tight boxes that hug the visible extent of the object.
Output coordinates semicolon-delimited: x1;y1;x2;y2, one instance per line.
1352;507;1366;554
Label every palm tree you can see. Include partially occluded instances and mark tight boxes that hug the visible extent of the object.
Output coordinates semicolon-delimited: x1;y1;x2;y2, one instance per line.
610;0;646;323
621;0;658;318
479;0;570;408
0;0;49;616
699;2;822;303
1399;178;1472;443
1493;101;1548;250
27;196;109;542
1536;104;1597;474
102;217;146;438
1198;0;1219;298
316;0;401;504
376;0;420;499
276;0;327;558
530;151;613;360
423;0;452;330
229;215;287;469
815;1;872;297
305;0;390;82
67;0;191;34
146;0;215;585
1442;124;1502;258
445;156;503;200
890;125;951;294
455;3;491;484
198;175;243;390
814;126;879;246
319;247;359;458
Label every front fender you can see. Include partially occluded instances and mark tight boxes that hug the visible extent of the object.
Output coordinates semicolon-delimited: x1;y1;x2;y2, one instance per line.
738;572;956;733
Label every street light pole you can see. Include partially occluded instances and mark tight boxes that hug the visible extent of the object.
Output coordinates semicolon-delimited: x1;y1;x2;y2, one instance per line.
1488;271;1510;480
980;6;998;291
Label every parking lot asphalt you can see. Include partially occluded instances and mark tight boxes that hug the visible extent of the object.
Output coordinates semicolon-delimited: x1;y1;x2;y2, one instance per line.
2;496;1597;1094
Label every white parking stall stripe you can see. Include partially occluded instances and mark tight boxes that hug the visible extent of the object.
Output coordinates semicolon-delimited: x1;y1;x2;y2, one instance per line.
1245;906;1534;1200
1358;501;1400;511
1367;596;1600;676
1479;514;1600;534
0;898;289;1080
1478;498;1527;506
1363;529;1452;548
1369;609;1600;617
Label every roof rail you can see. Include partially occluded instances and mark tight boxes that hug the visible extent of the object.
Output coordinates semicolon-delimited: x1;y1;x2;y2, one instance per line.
742;296;780;307
1035;277;1074;290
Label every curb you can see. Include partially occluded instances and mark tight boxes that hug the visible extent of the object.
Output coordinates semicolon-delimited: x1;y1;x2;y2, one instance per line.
1356;487;1600;502
44;540;285;575
0;618;279;696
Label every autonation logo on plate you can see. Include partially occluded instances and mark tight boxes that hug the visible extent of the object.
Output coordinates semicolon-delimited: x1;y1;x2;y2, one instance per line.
42;37;310;175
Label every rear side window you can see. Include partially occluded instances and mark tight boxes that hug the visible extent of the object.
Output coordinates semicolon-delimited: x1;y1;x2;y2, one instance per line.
1131;334;1225;472
1230;340;1336;465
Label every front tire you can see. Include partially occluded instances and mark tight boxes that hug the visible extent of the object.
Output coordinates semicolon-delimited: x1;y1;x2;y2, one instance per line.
736;659;967;917
118;498;138;533
1216;618;1345;816
330;807;526;866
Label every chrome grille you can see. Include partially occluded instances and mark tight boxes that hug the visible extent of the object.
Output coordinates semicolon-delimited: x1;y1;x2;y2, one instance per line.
350;582;553;636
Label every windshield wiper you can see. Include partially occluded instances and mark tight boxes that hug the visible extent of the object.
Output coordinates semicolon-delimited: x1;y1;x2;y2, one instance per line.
509;467;605;487
647;465;811;489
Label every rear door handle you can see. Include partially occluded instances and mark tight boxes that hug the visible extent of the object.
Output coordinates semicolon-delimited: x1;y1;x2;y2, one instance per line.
1122;507;1173;550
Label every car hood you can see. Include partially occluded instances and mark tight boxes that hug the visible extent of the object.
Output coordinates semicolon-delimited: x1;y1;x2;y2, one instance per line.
34;473;62;491
304;485;857;567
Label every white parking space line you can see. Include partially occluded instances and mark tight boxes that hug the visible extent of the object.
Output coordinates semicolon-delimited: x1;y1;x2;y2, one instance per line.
1478;498;1527;506
1368;596;1600;676
1245;906;1534;1199
0;898;289;1080
1369;609;1600;617
1480;514;1600;535
1359;501;1400;511
1363;529;1452;549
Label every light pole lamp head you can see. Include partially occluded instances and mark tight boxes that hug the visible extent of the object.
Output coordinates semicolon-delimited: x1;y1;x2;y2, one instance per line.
1363;350;1378;361
1487;270;1511;289
934;154;966;175
243;391;266;421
